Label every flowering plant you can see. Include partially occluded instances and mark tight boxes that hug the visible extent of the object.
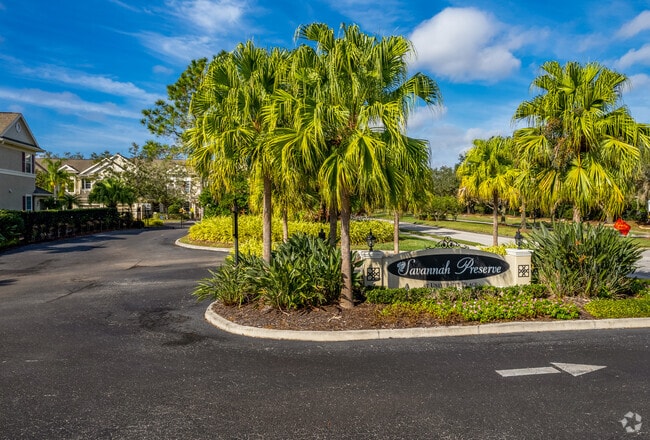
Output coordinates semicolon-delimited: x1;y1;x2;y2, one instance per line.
613;218;631;236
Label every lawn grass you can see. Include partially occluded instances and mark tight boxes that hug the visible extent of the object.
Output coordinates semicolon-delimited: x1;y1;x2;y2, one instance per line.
393;213;650;248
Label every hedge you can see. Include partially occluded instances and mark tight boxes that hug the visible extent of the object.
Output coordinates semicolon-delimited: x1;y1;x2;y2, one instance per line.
188;215;394;246
0;208;123;246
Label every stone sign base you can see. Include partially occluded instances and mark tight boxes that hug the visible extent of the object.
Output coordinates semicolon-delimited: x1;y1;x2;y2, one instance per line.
358;247;532;289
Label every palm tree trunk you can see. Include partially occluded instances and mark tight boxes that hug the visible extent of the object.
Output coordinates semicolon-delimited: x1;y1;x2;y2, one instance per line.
520;199;527;230
340;188;354;309
572;205;581;223
282;205;289;242
328;199;337;247
262;174;272;263
492;192;499;246
393;210;400;254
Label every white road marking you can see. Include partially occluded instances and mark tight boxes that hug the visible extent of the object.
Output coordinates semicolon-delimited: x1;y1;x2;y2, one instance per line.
550;362;606;377
495;366;561;377
496;362;607;378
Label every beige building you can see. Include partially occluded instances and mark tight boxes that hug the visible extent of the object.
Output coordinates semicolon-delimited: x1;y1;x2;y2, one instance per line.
35;154;202;218
0;113;49;211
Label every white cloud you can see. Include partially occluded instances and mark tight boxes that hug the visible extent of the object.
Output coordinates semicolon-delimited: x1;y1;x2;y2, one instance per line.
137;32;222;63
108;0;140;13
0;88;141;119
21;65;161;103
409;7;521;83
45;121;148;154
167;0;246;34
629;73;650;89
617;10;650;39
153;65;174;75
616;43;650;69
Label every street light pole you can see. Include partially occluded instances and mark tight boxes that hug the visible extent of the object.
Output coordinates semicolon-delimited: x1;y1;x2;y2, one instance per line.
232;199;239;265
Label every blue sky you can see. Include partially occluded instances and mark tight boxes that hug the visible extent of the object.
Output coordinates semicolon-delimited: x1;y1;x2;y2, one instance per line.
1;0;650;167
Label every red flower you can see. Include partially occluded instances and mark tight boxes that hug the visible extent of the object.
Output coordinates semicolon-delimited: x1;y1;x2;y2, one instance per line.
613;218;631;236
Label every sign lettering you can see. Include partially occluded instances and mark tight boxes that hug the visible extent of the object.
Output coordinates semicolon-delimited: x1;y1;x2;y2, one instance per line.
387;254;509;281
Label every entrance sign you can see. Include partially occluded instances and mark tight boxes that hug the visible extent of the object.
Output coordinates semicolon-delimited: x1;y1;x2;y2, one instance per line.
359;239;532;289
387;253;509;281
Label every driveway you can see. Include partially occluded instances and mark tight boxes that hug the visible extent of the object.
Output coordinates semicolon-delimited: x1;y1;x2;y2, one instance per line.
1;228;648;439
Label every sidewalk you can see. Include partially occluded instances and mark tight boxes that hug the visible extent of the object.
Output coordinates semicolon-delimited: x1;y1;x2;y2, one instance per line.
398;222;515;247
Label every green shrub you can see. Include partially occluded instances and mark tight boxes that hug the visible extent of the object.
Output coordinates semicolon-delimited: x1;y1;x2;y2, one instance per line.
260;234;343;309
528;222;641;298
188;215;393;246
0;210;24;246
365;284;550;304
194;233;354;310
478;244;520;256
193;253;265;306
584;297;650;318
379;292;579;324
146;218;164;227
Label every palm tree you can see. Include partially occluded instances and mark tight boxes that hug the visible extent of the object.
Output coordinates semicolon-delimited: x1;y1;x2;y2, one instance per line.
88;178;136;209
60;193;81;210
42;158;70;198
513;61;650;222
271;23;441;307
457;136;517;246
188;42;289;263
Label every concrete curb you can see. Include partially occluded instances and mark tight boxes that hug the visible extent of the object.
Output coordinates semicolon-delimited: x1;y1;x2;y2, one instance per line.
204;302;650;342
175;238;230;252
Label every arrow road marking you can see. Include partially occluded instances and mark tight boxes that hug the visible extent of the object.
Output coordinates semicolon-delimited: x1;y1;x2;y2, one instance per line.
550;362;606;377
495;367;561;377
496;362;606;378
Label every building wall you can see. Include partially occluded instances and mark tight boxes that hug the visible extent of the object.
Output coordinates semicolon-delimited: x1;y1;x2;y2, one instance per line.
0;171;35;210
0;145;23;169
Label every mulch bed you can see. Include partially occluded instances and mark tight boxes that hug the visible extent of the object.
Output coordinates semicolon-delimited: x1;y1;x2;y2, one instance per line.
210;297;595;332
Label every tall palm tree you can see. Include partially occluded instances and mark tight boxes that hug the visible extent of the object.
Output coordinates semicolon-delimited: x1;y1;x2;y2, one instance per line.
270;23;441;308
188;42;289;263
457;136;517;246
42;158;70;198
88;178;136;209
513;60;649;222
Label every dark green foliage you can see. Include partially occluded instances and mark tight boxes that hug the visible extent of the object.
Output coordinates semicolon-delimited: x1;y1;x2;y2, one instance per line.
6;208;121;244
0;210;24;247
194;254;265;306
198;176;249;218
260;234;343;309
528;222;642;297
194;233;349;310
365;284;550;304
430;166;460;197
372;284;577;323
424;196;462;221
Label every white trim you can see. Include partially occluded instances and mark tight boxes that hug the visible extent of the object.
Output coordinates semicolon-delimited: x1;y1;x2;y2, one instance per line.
0;168;36;178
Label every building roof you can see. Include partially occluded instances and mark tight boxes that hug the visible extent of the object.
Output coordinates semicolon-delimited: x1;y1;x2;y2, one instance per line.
0;112;42;152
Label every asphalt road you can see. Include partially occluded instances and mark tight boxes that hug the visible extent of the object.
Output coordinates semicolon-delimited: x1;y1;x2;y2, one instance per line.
0;228;648;439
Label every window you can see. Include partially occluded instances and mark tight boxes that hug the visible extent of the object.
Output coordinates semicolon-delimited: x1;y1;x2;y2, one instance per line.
82;179;92;190
184;180;191;194
23;195;33;211
22;153;33;174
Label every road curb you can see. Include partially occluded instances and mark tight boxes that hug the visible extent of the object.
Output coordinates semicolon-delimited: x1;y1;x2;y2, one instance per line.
174;238;230;252
204;302;650;341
